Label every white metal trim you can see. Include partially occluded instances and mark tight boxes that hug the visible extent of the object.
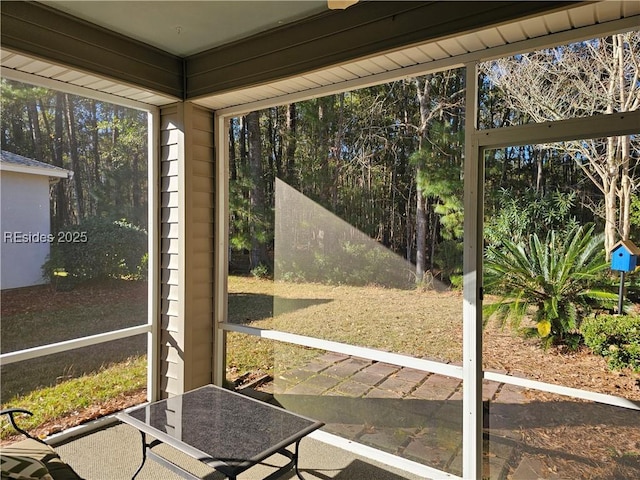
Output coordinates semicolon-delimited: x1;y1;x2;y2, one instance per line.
222;323;463;379
310;430;462;480
213;113;230;387
147;110;160;402
484;371;640;412
45;413;120;446
0;325;151;365
462;62;483;480
476;110;640;149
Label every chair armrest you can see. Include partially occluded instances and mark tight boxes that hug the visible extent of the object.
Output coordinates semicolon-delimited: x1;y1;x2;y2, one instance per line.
1;408;44;443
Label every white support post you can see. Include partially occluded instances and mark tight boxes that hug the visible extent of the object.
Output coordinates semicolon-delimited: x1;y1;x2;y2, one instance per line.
462;62;483;480
213;113;230;386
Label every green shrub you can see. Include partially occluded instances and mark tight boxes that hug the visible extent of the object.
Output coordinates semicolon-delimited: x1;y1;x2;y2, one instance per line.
484;224;617;347
581;314;640;371
43;217;147;283
251;263;270;279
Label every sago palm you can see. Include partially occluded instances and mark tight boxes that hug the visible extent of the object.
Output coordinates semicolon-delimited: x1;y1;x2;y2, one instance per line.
483;224;617;344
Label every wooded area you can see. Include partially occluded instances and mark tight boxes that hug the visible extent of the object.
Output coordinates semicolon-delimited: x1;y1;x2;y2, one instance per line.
1;32;638;286
229;32;640;285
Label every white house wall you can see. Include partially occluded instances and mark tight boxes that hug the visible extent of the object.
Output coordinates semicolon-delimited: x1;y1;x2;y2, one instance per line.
1;170;51;289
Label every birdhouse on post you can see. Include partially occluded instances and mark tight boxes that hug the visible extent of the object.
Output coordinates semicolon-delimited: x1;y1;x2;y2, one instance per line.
610;239;640;314
610;240;640;272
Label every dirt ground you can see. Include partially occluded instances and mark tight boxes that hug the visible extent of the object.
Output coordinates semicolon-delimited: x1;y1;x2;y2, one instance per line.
483;322;640;401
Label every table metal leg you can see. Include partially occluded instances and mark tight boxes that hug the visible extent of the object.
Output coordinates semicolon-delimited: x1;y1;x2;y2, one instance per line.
132;431;148;480
293;439;304;480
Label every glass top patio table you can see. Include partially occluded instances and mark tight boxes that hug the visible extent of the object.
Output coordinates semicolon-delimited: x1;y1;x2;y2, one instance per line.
117;384;324;480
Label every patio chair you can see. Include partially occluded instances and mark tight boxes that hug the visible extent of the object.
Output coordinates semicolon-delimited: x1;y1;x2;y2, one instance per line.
1;409;83;480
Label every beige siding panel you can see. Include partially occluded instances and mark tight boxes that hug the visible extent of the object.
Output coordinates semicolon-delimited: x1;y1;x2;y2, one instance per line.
192;252;212;269
161;176;179;193
161;284;180;302
190;267;212;285
191;191;213;208
158;102;214;397
161;129;181;146
621;2;640;17
161;222;180;239
161;114;179;131
191;222;213;239
192;372;212;388
191;241;213;255
161;361;181;379
161;207;179;224
191;175;212;192
402;46;434;64
160;377;182;397
161;254;179;270
163;316;181;334
192;159;213;177
192;129;213;146
161;144;180;162
161;238;180;254
161;338;183;361
161;191;179;208
161;159;179;177
192;109;213;131
161;241;179;256
544;10;572;33
161;269;180;286
192;206;213;223
190;297;212;314
161;299;180;317
192;144;214;162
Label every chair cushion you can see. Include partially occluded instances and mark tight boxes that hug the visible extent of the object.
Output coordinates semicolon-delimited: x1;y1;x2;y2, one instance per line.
0;454;54;480
1;440;82;480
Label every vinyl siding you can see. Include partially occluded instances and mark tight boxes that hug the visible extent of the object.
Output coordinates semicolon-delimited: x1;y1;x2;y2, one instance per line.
159;102;214;398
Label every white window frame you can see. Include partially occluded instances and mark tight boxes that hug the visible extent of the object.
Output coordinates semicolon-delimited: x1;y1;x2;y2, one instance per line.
0;69;160;402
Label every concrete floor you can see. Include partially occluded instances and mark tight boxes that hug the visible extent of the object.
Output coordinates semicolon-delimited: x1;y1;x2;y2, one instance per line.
53;422;431;480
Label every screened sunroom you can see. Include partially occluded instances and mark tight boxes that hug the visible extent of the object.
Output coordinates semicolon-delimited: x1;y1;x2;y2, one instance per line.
1;2;639;479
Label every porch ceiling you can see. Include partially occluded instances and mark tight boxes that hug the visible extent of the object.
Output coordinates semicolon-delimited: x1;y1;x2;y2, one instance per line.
1;1;639;111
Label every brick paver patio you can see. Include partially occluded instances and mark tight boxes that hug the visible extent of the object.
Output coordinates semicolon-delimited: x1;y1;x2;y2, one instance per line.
265;353;533;479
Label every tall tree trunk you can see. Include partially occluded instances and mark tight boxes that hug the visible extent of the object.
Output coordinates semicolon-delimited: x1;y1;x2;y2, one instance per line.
90;100;101;216
285;103;297;185
53;92;67;230
535;147;543;194
414;75;433;282
132;152;142;225
246;111;270;270
27;100;43;160
64;94;84;221
229;118;237;182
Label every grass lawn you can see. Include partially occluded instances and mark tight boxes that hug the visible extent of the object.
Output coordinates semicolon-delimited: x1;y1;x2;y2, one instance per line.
1;280;148;440
2;275;638;442
226;275;463;377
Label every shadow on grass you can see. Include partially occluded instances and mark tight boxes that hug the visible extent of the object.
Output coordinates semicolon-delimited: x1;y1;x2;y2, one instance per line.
228;293;332;324
0;335;146;403
1;280;148;403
